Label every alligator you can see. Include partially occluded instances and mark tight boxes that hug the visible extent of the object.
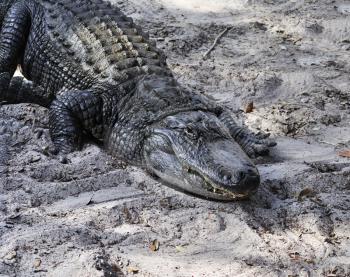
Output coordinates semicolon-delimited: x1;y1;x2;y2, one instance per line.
0;0;276;200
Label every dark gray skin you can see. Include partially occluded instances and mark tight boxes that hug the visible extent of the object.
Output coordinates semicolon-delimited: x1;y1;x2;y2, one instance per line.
144;111;261;200
0;0;276;200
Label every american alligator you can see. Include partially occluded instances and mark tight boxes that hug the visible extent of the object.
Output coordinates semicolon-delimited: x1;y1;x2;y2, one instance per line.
0;0;276;200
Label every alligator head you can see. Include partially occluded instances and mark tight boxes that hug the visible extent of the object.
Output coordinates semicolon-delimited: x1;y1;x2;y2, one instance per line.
143;111;260;200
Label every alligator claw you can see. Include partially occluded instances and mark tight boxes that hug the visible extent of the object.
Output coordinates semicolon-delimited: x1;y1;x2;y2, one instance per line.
219;111;277;158
47;142;74;163
44;145;71;164
267;139;277;147
256;131;270;139
241;133;276;158
255;137;277;147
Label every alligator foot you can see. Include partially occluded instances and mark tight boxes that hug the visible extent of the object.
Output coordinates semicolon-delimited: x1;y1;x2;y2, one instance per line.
49;90;104;154
236;130;276;158
219;111;276;158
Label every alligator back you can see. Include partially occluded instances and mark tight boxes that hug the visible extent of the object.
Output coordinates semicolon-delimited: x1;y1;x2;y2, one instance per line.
23;0;170;94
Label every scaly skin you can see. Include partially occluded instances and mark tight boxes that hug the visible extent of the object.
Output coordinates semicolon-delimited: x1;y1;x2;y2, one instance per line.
0;0;276;200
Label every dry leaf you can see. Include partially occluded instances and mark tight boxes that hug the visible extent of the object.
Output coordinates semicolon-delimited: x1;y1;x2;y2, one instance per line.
175;245;185;252
33;258;41;268
149;239;160;252
245;102;254;113
4;251;16;260
288;252;300;261
297;188;313;201
127;267;139;274
338;149;350;158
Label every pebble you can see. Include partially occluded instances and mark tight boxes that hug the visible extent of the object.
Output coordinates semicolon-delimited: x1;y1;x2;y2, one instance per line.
280;45;287;50
23;186;32;193
30;155;41;163
41;146;50;156
0;126;7;135
29;198;41;208
35;129;43;139
59;156;68;164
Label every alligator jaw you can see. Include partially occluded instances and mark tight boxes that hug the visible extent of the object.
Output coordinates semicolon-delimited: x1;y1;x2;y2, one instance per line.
184;166;252;200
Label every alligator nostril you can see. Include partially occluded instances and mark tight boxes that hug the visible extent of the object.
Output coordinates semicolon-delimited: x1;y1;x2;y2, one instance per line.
219;169;232;183
222;173;232;182
236;171;246;182
246;168;258;177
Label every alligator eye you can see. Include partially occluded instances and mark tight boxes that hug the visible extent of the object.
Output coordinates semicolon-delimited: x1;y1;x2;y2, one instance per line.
184;127;198;140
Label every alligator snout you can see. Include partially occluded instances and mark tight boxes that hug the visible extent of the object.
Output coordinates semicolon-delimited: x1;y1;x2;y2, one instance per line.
216;166;260;195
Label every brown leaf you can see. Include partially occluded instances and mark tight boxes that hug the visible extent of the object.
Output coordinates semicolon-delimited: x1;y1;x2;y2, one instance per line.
297;188;314;201
288;252;300;261
149;239;160;252
245;102;254;113
338;149;350;158
33;258;41;269
127;267;139;274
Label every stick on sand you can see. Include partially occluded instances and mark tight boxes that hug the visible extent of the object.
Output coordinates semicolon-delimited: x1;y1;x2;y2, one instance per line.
203;27;232;60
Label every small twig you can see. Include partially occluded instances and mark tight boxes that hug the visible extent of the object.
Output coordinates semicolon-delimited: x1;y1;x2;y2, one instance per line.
203;26;232;60
10;138;30;148
309;198;326;207
31;117;36;133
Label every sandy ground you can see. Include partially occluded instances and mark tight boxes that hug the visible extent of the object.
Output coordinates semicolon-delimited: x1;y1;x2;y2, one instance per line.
1;0;350;276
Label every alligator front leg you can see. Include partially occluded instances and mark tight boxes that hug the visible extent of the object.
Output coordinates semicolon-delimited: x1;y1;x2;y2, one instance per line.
49;91;104;154
219;111;276;158
0;2;31;101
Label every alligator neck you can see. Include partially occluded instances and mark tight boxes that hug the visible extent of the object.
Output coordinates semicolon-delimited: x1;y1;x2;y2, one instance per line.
104;74;221;165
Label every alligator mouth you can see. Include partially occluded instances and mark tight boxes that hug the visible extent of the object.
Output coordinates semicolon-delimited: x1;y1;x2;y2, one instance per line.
184;166;251;199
